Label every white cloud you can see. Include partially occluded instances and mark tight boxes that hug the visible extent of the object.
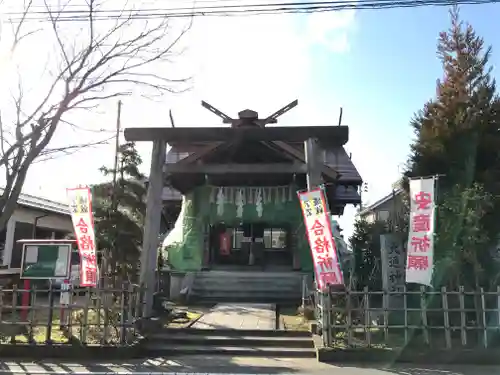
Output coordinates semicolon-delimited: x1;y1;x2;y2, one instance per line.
305;8;357;52
0;0;364;231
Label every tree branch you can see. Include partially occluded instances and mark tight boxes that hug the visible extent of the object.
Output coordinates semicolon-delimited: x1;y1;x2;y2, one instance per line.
0;0;190;230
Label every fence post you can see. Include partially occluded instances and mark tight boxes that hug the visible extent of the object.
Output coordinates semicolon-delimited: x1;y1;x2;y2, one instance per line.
301;275;306;310
81;287;91;344
120;283;127;345
403;285;408;346
96;287;102;331
102;287;110;344
10;284;18;344
135;285;143;319
459;286;467;347
420;285;429;345
45;282;55;345
497;285;500;333
480;287;488;349
363;286;371;347
346;287;353;346
141;283;148;318
326;286;332;346
383;288;389;342
321;289;330;346
0;288;3;329
441;286;451;349
28;284;36;344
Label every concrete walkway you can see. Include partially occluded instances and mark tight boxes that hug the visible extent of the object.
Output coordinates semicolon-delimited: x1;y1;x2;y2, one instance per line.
191;303;275;330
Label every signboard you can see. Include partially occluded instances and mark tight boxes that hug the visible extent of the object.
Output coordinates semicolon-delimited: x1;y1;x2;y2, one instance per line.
20;244;71;279
67;187;98;287
380;233;405;293
405;177;436;286
60;280;71;306
297;188;343;290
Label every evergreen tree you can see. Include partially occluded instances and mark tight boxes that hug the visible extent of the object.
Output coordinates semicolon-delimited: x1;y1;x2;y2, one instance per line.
92;142;146;281
407;6;500;191
349;218;386;291
405;6;500;288
434;184;495;289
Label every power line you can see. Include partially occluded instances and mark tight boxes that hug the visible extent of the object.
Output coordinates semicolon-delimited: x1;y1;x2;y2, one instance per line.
4;0;500;22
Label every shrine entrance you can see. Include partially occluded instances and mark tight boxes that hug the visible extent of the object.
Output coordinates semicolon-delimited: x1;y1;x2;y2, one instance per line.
123;98;363;315
209;223;293;270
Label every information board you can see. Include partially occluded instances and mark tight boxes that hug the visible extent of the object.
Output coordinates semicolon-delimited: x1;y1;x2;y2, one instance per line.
20;243;72;279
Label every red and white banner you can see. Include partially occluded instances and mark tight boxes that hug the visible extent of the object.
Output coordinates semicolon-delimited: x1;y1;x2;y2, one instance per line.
67;187;98;287
298;188;343;290
405;177;436;286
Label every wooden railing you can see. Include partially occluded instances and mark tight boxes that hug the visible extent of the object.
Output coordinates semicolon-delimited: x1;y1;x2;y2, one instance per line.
316;286;500;350
0;284;145;346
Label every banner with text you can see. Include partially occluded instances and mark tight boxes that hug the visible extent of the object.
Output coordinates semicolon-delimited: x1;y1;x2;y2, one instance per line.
67;187;98;287
405;177;436;286
298;188;343;290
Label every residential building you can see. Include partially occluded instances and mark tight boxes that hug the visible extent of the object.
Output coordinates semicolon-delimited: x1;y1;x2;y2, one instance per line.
0;190;73;275
357;180;406;225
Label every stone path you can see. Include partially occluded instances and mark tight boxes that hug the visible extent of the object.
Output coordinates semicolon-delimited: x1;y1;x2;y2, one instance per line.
2;357;500;374
191;303;275;330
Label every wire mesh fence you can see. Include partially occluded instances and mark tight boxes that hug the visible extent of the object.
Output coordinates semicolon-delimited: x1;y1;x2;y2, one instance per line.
0;283;145;346
315;285;500;350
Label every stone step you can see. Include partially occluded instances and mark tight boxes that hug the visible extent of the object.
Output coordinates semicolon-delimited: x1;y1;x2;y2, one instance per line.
191;284;302;295
146;333;314;348
193;279;301;289
189;271;306;304
188;293;301;304
196;271;309;278
142;344;316;358
157;328;312;337
193;278;301;286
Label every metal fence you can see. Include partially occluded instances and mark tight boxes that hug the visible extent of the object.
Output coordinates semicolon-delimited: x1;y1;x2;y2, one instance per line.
315;285;500;350
0;283;145;346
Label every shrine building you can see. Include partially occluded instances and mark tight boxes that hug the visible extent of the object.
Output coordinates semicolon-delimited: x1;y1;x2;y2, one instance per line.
151;101;363;302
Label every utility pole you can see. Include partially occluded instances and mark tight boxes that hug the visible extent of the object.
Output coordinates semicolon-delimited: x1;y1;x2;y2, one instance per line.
103;100;122;288
111;100;122;211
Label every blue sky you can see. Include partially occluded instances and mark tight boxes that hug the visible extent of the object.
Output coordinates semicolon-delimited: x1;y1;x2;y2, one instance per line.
304;3;500;236
2;1;499;240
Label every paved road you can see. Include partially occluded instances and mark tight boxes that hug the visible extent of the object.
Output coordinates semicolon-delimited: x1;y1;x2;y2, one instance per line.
191;303;275;330
2;356;500;374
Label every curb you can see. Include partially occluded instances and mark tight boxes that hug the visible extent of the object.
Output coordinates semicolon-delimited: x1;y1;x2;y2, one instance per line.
0;341;143;360
312;334;500;365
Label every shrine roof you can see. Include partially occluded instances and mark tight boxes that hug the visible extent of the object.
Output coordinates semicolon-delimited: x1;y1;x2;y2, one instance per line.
165;143;362;184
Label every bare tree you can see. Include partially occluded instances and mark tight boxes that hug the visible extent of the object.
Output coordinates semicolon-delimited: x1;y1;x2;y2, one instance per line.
0;0;189;230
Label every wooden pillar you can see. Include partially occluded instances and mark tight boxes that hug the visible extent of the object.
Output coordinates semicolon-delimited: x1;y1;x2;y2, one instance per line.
140;140;166;317
304;138;322;190
299;138;323;270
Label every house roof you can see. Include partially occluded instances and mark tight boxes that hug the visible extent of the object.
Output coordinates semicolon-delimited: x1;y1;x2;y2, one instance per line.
358;188;404;217
1;188;70;216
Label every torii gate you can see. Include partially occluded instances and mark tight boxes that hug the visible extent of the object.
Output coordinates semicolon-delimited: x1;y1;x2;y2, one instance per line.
123;100;347;316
